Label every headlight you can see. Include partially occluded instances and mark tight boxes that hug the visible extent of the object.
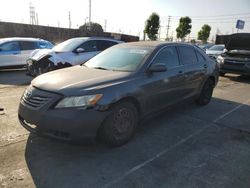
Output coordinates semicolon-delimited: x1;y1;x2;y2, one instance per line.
216;55;224;64
55;94;103;109
26;59;33;65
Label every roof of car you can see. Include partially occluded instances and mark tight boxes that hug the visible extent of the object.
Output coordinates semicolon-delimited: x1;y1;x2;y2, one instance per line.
68;37;123;43
0;37;48;43
116;41;193;48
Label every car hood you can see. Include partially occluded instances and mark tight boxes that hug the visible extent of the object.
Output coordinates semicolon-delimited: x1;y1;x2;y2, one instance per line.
206;50;223;55
31;66;132;95
226;33;250;51
30;49;54;61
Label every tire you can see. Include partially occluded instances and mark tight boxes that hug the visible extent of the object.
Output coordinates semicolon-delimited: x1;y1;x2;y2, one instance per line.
99;101;138;146
196;79;214;106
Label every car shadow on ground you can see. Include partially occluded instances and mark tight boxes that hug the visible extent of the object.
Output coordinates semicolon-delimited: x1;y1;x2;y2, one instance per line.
24;97;250;188
0;70;33;86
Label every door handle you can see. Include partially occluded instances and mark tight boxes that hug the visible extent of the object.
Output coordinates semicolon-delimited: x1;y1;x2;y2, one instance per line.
204;64;208;68
178;70;183;74
12;52;19;55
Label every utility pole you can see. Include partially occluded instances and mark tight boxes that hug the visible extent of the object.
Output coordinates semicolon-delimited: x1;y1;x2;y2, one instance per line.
89;0;92;30
166;16;171;40
29;2;36;25
36;13;39;25
158;26;161;40
89;0;91;23
68;11;71;29
104;19;107;32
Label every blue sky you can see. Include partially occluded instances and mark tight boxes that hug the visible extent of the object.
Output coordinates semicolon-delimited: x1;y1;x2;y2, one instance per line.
0;0;249;41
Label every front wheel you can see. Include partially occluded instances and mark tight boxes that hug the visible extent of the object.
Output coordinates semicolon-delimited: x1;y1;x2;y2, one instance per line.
196;79;214;106
99;102;138;146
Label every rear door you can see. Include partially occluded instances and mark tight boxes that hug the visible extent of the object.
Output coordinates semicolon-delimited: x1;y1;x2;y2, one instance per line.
177;45;207;97
143;46;186;113
19;41;38;65
0;41;21;68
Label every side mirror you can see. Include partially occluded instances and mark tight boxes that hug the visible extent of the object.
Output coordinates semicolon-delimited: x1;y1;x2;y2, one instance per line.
75;48;85;53
148;63;167;73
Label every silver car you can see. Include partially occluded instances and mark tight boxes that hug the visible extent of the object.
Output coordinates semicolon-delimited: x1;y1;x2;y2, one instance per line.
26;37;123;77
0;37;53;69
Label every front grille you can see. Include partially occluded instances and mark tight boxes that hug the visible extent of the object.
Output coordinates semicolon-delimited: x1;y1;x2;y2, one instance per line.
224;60;245;66
21;86;62;109
22;95;50;109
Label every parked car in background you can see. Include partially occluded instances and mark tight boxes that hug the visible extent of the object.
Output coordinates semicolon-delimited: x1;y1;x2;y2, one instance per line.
0;37;53;69
217;33;250;76
199;43;214;50
26;37;123;77
206;44;225;60
19;42;219;146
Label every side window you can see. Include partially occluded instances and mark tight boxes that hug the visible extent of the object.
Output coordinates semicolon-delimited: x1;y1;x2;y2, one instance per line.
96;40;117;51
38;41;48;49
0;42;20;51
153;46;180;69
19;41;37;50
178;46;198;65
196;51;206;62
78;40;98;52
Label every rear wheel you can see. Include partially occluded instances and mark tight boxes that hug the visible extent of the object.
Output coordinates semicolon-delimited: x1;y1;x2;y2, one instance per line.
196;79;214;106
99;102;138;146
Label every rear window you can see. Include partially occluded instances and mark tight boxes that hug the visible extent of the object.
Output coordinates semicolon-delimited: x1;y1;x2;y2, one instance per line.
19;41;37;50
178;46;198;65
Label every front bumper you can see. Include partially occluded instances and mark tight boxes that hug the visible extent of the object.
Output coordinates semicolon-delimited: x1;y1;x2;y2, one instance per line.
220;61;250;75
18;87;110;142
26;57;55;77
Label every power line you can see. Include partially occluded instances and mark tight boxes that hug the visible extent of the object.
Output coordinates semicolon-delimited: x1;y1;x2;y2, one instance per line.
171;16;250;21
170;12;250;18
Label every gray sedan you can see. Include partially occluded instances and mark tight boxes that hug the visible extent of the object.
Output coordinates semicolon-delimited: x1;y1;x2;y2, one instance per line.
18;42;219;146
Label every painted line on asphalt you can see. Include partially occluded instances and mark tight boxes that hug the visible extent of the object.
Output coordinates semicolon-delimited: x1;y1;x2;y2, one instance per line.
102;124;211;188
213;99;250;123
103;98;250;188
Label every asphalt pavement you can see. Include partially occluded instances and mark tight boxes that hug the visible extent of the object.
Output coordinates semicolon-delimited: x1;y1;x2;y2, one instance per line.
0;70;250;188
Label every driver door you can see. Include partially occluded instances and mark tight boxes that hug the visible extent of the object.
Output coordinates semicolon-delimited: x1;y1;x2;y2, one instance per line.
73;40;99;65
143;46;186;114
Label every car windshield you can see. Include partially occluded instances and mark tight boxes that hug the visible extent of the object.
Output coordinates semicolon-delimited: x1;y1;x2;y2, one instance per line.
53;38;87;52
208;45;224;51
84;47;152;72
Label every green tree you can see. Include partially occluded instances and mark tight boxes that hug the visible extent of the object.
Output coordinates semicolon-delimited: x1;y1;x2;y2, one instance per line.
190;39;196;44
144;13;160;40
79;22;104;35
176;17;192;41
198;24;211;44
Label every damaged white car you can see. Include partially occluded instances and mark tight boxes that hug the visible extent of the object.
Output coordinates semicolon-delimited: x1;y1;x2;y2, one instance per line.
26;37;122;77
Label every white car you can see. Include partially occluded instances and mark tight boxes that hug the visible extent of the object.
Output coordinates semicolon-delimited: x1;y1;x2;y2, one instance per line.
26;37;123;77
0;37;53;69
206;44;225;60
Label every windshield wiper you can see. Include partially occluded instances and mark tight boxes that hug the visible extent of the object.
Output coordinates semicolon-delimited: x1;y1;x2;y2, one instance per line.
93;67;109;70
